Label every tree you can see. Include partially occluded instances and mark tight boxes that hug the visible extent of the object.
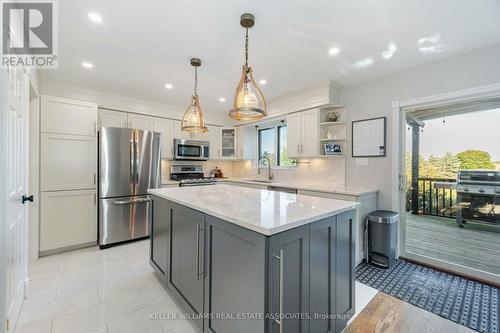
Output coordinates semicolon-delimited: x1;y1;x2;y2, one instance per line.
456;150;495;170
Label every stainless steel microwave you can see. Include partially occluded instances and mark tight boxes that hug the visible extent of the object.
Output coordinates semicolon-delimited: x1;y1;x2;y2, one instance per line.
174;139;210;161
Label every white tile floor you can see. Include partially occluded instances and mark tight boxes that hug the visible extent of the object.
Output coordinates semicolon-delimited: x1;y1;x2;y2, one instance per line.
15;240;378;333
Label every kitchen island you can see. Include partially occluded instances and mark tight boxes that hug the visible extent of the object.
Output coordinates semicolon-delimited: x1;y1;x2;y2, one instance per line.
148;184;359;333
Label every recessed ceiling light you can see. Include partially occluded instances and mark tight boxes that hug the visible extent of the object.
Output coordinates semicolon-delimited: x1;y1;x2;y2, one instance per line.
381;43;397;60
259;79;267;85
219;97;226;103
82;61;93;69
88;12;103;24
328;47;340;56
352;57;374;70
165;83;173;90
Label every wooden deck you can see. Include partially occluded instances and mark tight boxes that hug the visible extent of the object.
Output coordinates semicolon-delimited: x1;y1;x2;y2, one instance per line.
406;213;500;275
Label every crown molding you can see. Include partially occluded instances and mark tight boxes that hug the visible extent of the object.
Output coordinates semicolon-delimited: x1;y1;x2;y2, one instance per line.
267;80;343;117
40;74;230;125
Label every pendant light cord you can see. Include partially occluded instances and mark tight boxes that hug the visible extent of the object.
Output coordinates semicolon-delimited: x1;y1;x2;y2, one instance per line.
194;66;198;96
245;28;249;72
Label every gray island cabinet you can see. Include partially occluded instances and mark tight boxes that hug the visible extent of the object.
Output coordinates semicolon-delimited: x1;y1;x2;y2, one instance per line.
148;185;357;333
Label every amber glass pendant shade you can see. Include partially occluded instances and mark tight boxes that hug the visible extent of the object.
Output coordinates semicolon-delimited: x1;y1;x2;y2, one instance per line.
181;95;208;133
229;65;267;120
229;13;267;121
181;58;208;133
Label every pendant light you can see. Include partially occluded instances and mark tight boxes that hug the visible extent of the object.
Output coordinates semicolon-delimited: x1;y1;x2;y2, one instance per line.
229;13;267;121
181;58;208;133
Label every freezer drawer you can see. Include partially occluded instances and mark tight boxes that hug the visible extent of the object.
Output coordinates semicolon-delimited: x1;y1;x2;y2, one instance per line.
99;195;151;246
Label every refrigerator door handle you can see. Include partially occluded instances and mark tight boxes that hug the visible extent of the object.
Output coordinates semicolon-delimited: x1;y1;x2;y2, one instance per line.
130;141;135;189
134;140;139;185
112;198;151;205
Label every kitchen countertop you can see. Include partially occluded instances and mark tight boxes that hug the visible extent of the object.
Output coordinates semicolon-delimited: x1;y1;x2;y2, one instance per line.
149;184;359;235
217;178;378;196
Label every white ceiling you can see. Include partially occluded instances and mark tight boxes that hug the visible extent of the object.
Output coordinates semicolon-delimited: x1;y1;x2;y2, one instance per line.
47;0;500;113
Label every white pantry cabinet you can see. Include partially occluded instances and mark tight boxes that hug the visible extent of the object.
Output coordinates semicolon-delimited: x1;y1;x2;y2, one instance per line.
41;96;97;136
40;133;96;191
99;108;128;128
40;190;97;252
128;113;154;131
154;117;174;158
287;109;318;158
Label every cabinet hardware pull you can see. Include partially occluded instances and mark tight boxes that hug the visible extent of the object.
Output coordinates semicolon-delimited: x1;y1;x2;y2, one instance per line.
93;120;96;133
196;223;201;280
273;250;284;333
93;173;96;185
94;193;97;205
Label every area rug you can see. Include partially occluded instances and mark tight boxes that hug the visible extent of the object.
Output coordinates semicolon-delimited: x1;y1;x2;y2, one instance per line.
356;260;499;333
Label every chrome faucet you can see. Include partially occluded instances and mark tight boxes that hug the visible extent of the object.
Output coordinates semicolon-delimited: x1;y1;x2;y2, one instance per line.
257;156;273;181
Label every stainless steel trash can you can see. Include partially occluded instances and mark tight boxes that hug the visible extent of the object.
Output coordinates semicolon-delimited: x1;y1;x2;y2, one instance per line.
365;210;399;268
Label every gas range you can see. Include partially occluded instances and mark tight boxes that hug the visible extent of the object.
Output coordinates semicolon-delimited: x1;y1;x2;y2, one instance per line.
170;165;217;187
179;177;217;187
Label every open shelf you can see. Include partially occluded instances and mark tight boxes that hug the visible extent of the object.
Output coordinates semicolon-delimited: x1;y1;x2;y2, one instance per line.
320;121;345;126
320;138;345;142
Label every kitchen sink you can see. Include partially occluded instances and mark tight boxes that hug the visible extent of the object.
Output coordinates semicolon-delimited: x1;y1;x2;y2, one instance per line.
247;179;273;183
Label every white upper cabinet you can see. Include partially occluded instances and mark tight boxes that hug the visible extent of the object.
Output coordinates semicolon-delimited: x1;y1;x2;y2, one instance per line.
40;133;97;191
220;128;237;159
99;109;128;128
41;96;97;136
287;112;303;158
301;109;319;157
236;126;254;160
172;120;188;140
128;113;154;131
287;109;318;158
208;126;221;160
154;117;173;158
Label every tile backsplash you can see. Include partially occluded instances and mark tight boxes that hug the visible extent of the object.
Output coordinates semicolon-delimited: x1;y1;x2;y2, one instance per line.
232;158;345;186
161;158;345;186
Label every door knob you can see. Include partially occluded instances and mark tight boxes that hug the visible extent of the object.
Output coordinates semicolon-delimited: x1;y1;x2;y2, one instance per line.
22;195;34;204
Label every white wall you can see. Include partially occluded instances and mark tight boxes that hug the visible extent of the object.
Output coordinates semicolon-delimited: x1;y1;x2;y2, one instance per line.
40;75;231;126
343;43;500;209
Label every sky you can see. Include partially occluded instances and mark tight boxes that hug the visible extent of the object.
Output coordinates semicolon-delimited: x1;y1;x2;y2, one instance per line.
406;108;500;161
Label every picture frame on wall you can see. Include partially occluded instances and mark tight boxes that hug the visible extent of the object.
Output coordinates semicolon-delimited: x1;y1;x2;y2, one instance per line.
324;143;343;155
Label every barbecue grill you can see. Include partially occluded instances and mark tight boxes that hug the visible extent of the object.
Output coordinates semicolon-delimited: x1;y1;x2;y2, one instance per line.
456;170;500;228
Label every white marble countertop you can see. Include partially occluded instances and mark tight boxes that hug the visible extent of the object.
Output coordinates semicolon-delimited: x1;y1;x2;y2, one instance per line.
149;184;359;235
217;178;378;196
161;180;179;187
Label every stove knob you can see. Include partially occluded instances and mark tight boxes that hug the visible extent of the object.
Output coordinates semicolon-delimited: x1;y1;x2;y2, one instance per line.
478;188;485;193
463;187;469;192
495;189;500;194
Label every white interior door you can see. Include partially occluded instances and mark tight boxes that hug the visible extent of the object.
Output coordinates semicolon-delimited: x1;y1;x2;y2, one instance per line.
3;66;29;332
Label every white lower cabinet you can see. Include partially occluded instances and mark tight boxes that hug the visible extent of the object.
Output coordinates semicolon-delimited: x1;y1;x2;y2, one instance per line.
40;189;97;252
40;133;96;191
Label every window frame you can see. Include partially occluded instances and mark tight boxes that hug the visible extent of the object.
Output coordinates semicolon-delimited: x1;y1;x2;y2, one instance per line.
256;122;296;169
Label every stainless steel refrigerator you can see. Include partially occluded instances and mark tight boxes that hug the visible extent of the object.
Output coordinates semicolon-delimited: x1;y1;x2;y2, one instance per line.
98;127;161;248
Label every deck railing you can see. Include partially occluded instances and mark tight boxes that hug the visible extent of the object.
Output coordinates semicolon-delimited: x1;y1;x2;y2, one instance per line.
407;177;457;218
